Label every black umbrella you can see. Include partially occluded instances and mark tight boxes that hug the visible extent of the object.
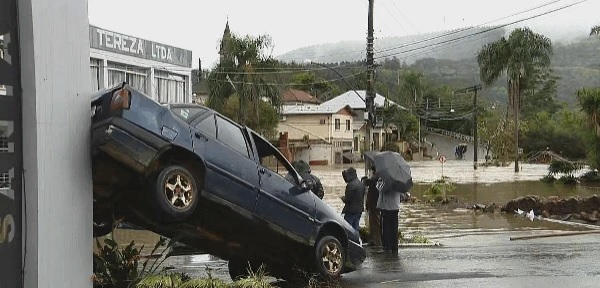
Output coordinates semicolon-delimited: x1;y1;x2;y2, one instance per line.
372;151;413;194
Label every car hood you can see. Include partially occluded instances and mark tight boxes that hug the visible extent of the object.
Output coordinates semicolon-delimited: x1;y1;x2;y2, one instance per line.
314;198;361;242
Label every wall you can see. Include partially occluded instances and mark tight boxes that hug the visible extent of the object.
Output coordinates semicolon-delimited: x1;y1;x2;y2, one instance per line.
307;144;331;166
19;0;93;286
277;114;331;142
330;114;353;140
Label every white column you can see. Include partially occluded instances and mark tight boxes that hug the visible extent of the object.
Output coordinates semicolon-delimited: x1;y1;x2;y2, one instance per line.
102;58;109;89
148;67;155;100
186;72;192;103
19;0;93;286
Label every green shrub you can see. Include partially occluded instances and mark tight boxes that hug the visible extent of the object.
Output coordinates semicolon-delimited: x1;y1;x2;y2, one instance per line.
424;178;456;202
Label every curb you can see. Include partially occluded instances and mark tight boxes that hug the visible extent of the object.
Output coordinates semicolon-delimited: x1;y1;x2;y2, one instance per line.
399;242;444;248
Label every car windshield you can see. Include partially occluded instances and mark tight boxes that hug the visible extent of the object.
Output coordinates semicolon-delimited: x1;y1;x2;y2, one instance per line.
170;106;207;122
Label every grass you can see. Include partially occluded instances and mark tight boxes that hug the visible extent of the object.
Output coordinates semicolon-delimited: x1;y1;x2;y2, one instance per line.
423;178;456;203
135;266;275;288
360;226;431;244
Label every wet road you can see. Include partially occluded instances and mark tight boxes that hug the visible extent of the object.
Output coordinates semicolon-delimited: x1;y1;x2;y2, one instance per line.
342;230;600;288
102;161;600;287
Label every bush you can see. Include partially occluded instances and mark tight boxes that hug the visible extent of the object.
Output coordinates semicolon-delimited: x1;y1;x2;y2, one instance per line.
424;178;456;202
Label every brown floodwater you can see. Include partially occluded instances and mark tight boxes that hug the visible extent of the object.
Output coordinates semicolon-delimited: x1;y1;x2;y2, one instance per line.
96;159;599;280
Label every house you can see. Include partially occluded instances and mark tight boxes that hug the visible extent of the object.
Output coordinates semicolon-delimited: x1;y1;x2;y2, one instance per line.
320;90;407;155
277;104;355;166
280;88;321;114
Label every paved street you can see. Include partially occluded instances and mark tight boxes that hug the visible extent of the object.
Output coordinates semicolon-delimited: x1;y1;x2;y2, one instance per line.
163;226;600;287
340;231;600;287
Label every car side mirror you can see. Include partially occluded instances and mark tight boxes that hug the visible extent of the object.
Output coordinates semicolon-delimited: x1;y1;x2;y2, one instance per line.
300;180;310;193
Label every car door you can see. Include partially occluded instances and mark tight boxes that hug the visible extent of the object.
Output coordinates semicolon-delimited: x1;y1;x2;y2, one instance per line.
191;114;259;214
248;130;317;244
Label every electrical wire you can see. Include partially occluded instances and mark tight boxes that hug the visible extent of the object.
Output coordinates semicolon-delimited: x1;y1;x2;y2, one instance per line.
375;0;565;56
375;0;586;59
287;0;566;62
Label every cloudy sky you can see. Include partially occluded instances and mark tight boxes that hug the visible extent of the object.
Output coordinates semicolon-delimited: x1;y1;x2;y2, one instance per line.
88;0;598;68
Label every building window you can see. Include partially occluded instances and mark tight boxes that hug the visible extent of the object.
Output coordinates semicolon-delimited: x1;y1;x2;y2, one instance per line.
334;119;340;130
155;70;187;104
90;58;101;92
319;119;326;125
0;136;8;153
346;119;351;131
0;171;9;190
107;62;147;93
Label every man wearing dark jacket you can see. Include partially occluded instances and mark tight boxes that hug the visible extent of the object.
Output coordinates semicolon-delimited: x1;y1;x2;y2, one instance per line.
362;166;382;247
341;167;365;231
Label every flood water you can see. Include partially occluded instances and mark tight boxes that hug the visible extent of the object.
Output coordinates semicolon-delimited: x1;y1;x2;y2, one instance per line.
98;159;600;280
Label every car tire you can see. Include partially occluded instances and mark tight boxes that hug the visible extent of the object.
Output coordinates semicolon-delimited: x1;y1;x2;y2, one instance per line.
228;259;254;281
93;218;114;238
314;235;345;279
153;165;199;221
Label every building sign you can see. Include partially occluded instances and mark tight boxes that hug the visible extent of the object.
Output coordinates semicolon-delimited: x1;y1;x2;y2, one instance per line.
0;0;23;286
89;25;193;68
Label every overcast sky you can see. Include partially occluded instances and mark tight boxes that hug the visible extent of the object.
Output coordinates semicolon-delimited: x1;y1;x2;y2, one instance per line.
88;0;598;68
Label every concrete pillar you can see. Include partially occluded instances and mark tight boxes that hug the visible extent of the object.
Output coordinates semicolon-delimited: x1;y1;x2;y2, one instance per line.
19;0;93;286
102;58;109;90
148;67;155;101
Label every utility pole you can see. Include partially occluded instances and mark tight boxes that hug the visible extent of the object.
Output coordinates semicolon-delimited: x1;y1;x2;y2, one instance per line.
453;84;482;170
365;0;375;175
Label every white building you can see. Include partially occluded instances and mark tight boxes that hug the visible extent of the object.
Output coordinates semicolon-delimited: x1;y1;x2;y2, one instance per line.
320;90;406;154
88;25;193;103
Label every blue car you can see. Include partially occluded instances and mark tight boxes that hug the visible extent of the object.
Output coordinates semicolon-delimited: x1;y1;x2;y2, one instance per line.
90;83;365;280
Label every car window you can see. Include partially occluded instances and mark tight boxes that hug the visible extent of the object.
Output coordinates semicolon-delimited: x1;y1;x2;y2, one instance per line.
195;115;216;138
171;106;207;122
216;116;250;158
250;131;297;185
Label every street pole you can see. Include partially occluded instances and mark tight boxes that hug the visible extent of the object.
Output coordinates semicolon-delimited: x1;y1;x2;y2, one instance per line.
365;0;375;176
453;84;482;170
473;88;478;170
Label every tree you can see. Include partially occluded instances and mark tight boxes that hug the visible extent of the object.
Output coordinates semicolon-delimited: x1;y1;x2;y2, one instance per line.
380;105;418;143
591;25;600;36
290;72;341;101
222;94;279;138
207;32;282;127
477;27;552;172
577;88;600;135
398;70;425;109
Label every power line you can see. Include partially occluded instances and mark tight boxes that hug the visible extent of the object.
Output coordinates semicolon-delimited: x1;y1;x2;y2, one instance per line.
375;0;585;59
284;0;560;62
375;0;565;56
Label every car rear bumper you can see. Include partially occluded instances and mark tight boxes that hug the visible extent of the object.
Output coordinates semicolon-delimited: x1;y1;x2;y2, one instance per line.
92;118;167;173
345;239;366;273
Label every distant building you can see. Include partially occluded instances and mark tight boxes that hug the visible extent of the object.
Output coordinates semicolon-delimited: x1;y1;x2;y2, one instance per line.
88;25;193;103
320;90;406;154
277;104;355;165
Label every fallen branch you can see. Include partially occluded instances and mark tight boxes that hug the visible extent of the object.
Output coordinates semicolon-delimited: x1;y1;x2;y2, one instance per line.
510;230;600;241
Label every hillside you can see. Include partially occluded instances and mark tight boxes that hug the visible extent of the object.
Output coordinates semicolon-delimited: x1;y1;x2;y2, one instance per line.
277;27;506;64
277;29;600;106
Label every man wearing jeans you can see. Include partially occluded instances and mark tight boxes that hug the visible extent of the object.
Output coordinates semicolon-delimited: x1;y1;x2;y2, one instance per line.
341;167;365;231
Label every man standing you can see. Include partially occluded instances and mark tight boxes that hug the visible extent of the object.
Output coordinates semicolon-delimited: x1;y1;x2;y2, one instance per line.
288;160;325;199
341;167;365;231
376;182;406;255
362;166;382;247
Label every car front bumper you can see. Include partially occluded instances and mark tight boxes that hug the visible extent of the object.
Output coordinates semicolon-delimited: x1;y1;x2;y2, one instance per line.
92;118;167;173
345;239;366;273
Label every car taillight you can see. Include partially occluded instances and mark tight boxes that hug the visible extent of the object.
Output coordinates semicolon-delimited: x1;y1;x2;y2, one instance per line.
111;88;131;111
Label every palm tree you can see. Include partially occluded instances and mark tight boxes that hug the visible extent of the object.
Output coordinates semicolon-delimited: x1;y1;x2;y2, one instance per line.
477;27;552;172
207;32;281;126
577;88;600;136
